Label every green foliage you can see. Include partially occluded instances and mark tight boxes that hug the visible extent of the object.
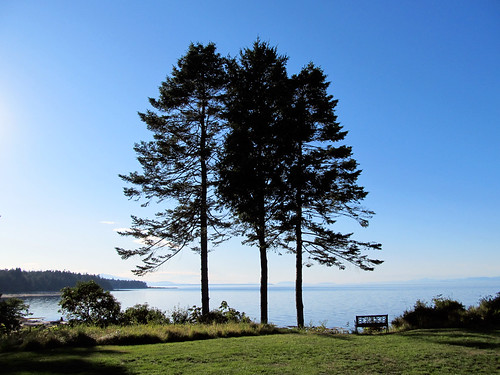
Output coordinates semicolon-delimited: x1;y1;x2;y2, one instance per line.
188;301;251;324
392;294;500;330
58;281;121;327
468;292;500;327
168;301;251;324
392;297;466;330
0;294;29;334
168;305;191;324
122;303;169;325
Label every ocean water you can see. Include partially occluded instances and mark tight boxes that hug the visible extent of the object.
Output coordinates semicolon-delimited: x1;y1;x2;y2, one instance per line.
13;281;499;329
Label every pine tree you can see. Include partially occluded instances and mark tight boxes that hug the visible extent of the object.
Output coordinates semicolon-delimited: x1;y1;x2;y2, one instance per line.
116;43;228;315
283;64;382;327
218;40;290;324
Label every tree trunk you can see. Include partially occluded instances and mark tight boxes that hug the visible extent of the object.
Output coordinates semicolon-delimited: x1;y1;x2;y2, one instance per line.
200;104;209;316
295;144;304;328
258;191;268;324
259;227;268;324
295;209;304;328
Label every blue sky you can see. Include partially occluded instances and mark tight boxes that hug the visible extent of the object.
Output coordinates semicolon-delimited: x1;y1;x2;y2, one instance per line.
1;0;499;285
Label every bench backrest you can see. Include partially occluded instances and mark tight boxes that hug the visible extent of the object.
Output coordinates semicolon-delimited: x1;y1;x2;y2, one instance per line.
355;315;388;327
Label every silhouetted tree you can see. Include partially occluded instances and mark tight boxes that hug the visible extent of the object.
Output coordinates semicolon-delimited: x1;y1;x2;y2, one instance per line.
282;64;382;327
117;43;228;315
218;40;290;324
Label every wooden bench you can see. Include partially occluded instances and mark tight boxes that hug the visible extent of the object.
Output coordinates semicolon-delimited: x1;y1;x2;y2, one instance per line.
355;314;389;333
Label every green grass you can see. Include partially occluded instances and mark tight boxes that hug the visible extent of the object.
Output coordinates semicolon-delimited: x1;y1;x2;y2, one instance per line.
1;328;498;374
0;322;279;351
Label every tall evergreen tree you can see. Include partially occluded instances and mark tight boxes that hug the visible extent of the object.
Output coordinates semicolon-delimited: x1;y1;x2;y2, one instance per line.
116;43;228;315
218;40;290;324
283;64;382;327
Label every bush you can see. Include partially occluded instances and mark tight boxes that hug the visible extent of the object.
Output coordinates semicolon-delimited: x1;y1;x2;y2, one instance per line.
0;294;29;334
168;301;251;324
468;292;500;328
169;305;191;324
59;281;121;326
392;293;500;330
188;301;251;324
122;303;170;325
393;297;467;330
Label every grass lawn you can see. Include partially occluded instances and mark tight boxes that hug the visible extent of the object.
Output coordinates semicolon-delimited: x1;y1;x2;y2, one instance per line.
0;329;498;374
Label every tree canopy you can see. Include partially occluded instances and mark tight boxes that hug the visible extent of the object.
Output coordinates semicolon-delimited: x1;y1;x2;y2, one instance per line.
59;281;122;326
281;63;383;327
0;294;29;334
218;40;291;324
117;43;228;315
118;40;382;324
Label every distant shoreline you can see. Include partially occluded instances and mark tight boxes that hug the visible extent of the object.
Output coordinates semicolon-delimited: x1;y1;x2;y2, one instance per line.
2;277;498;298
1;287;177;298
2;292;61;298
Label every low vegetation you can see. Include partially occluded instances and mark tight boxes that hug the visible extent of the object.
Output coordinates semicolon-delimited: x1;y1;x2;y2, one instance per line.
57;281;252;327
1;281;260;351
392;292;500;330
0;322;280;352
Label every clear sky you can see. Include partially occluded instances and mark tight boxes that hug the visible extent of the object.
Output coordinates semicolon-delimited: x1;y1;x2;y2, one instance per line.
1;0;499;285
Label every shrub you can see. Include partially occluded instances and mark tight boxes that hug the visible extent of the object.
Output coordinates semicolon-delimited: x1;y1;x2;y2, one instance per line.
187;301;251;324
59;281;121;326
392;293;500;330
392;300;432;330
168;301;251;324
0;294;29;334
468;292;500;328
169;305;191;324
122;303;170;325
432;296;466;327
392;297;467;330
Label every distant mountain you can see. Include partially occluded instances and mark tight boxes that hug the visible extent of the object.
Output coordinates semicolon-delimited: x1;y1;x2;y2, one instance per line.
117;276;500;289
392;276;500;286
273;281;295;287
146;281;179;287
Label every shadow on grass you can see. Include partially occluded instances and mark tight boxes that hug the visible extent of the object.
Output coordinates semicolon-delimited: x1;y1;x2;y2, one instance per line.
0;348;128;375
402;329;500;350
305;332;354;341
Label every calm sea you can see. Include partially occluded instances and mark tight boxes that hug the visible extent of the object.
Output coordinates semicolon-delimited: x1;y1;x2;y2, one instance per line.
14;280;499;328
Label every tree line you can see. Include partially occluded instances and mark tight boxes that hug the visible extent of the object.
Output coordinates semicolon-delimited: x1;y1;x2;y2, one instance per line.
0;269;147;293
117;40;382;327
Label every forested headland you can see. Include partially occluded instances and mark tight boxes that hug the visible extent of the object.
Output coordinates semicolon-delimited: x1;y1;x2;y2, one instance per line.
0;269;147;293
